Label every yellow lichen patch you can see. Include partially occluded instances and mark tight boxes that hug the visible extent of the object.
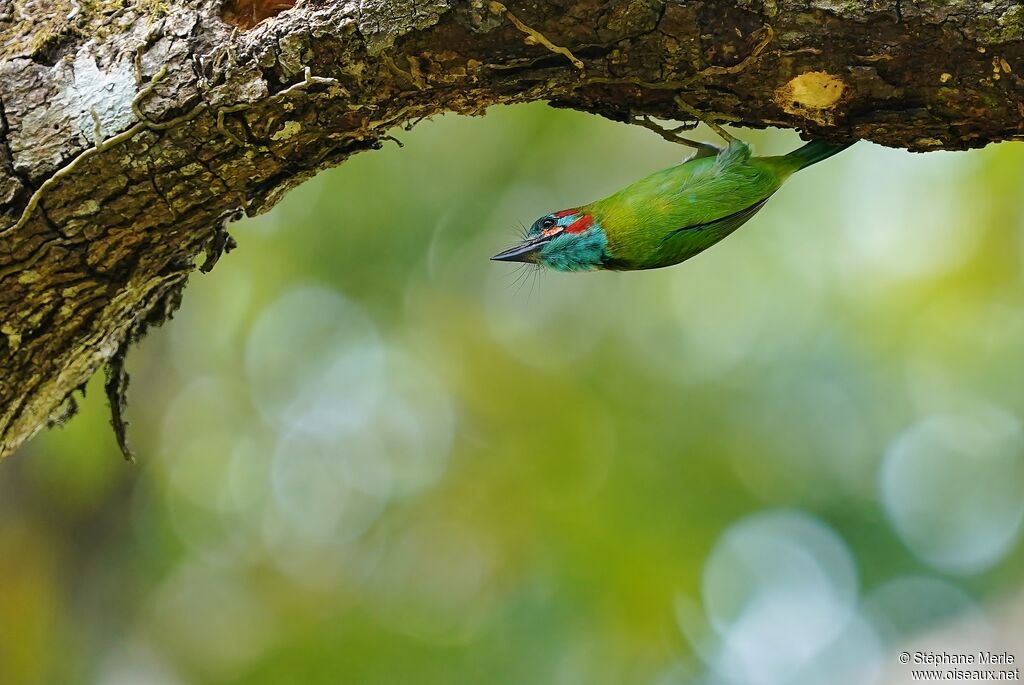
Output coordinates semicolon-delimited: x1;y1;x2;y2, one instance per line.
1;326;21;351
270;120;302;141
773;71;846;126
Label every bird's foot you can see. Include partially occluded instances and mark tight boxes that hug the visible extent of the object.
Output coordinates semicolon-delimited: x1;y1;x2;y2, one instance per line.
631;115;721;159
672;98;738;145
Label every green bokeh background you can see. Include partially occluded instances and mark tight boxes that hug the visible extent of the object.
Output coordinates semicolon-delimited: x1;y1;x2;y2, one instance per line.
2;104;1023;684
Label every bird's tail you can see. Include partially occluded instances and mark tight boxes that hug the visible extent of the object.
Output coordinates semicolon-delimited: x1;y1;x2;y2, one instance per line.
784;139;855;171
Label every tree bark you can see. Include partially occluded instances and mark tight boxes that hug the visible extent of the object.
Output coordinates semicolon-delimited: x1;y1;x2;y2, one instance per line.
0;0;1021;458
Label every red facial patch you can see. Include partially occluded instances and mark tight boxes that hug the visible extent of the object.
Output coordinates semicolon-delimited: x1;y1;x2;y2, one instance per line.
542;209;593;237
565;214;594;234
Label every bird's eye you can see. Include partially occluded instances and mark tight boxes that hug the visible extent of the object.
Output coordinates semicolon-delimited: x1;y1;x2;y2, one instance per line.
541;217;556;229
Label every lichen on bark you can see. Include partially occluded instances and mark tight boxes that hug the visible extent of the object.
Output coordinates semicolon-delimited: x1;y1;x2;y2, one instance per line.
0;0;1021;459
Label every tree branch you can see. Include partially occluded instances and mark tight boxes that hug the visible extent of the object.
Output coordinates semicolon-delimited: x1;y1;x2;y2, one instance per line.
1;0;1021;458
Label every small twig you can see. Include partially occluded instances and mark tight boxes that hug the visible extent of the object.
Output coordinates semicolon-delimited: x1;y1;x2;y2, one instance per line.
489;1;584;70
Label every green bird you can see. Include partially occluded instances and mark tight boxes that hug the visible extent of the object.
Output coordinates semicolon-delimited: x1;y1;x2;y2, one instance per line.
492;133;852;272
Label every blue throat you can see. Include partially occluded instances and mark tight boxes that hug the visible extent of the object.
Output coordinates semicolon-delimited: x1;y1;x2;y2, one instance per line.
539;223;608;272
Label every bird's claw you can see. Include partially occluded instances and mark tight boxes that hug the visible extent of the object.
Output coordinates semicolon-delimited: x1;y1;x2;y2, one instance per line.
630;115;721;159
672;97;737;145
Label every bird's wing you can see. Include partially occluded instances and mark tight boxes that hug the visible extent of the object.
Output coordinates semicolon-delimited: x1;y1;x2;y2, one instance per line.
659;194;773;243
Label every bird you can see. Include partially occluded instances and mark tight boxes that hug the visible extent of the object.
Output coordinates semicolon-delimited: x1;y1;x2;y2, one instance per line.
492;128;853;272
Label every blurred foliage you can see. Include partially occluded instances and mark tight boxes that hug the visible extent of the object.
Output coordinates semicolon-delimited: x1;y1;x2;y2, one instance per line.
2;104;1024;685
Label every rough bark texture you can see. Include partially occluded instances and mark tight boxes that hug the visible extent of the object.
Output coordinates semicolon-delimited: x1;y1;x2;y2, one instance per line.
0;0;1022;459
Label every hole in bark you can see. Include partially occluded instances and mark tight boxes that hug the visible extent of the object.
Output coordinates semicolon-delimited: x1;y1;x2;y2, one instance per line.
221;0;297;30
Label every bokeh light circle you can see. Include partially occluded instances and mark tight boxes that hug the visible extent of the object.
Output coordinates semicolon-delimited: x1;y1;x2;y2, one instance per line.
270;427;390;545
880;406;1024;575
864;575;988;644
701;510;858;685
245;285;387;436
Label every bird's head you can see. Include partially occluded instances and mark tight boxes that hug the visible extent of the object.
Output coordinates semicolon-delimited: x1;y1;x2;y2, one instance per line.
492;209;608;272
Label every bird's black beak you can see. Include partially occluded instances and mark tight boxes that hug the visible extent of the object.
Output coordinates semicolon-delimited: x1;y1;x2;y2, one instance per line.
491;235;551;263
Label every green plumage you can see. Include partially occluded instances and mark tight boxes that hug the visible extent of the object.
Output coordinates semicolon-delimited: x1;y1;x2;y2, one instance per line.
492;137;853;272
587;139;849;271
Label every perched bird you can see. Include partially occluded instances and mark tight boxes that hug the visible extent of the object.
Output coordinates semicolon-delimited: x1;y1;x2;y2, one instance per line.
492;133;852;272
